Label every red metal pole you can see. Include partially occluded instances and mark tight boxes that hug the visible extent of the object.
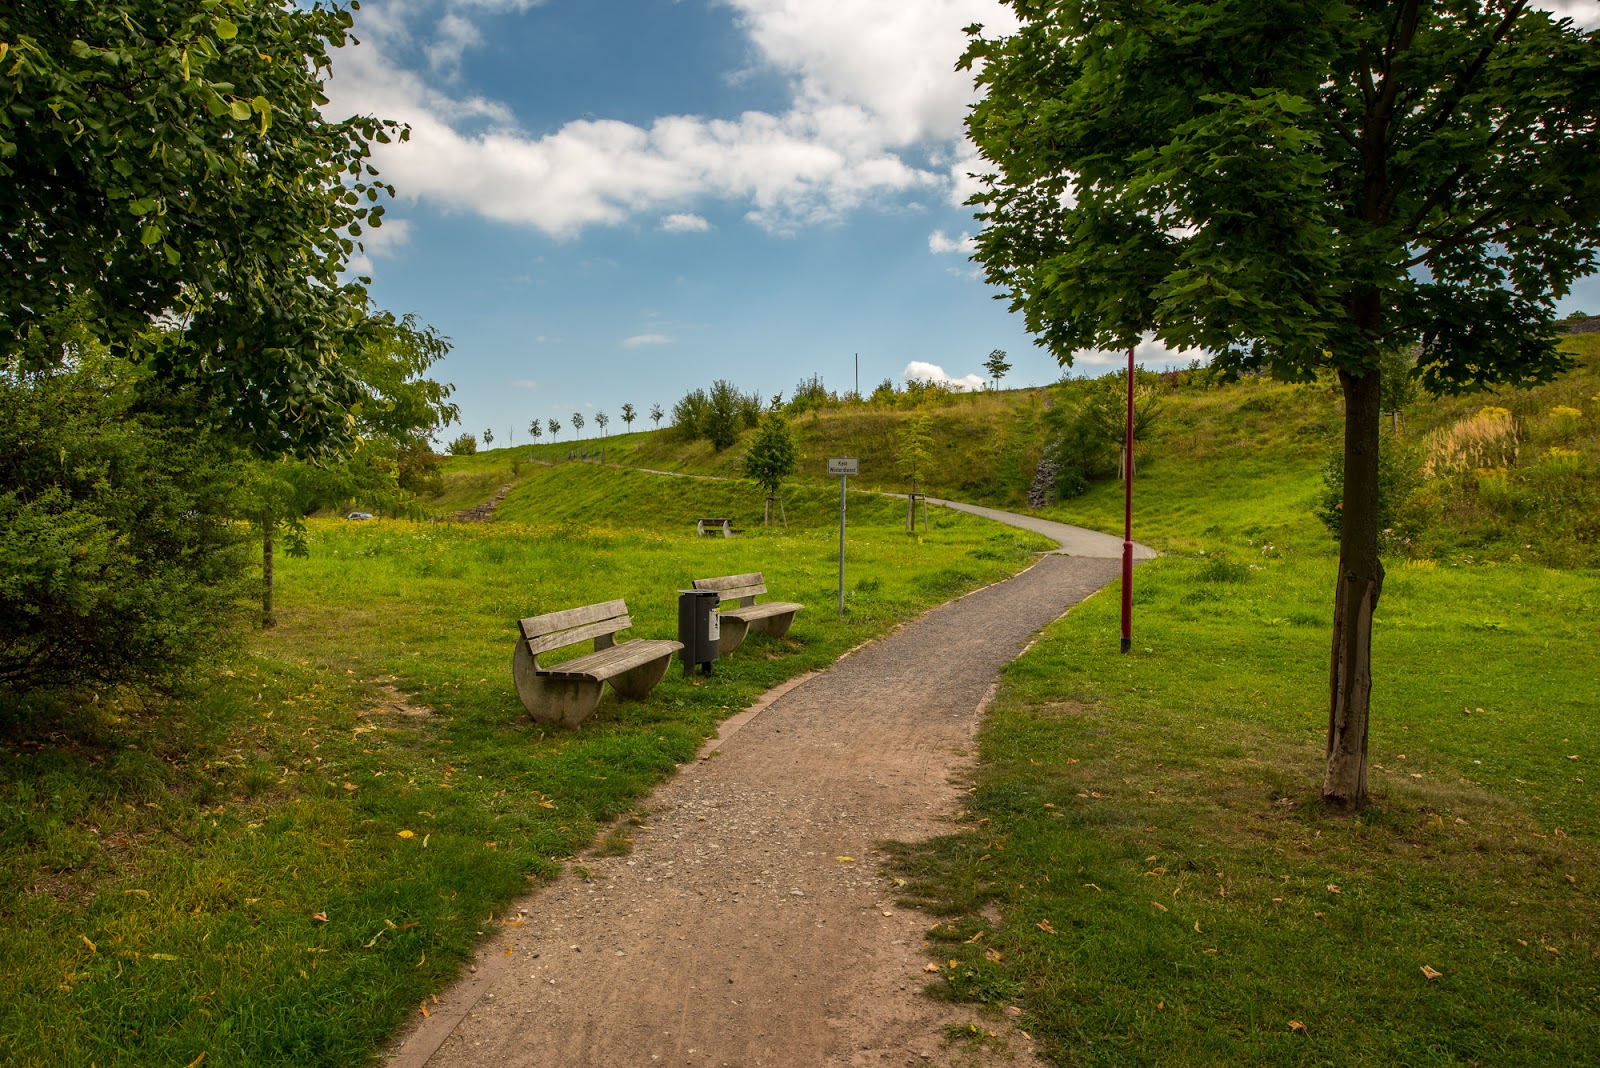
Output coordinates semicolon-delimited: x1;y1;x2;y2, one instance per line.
1121;345;1134;654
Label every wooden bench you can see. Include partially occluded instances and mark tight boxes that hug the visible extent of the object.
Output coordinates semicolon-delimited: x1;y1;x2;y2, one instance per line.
690;573;803;656
696;517;737;537
512;599;682;728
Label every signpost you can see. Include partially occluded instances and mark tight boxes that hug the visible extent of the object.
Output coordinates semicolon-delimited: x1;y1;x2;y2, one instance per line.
1121;346;1135;654
828;458;859;615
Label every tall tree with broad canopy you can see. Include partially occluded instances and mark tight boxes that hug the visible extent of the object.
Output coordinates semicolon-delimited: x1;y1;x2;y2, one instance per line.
1;0;405;458
962;1;1600;806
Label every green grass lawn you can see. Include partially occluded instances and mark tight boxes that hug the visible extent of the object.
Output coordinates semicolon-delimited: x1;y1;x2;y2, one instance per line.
0;467;1048;1067
887;373;1600;1063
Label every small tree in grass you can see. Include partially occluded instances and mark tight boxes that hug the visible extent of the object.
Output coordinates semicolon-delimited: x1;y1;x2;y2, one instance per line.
620;403;636;431
571;412;584;440
896;413;936;532
547;418;561;442
447;432;477;456
649;402;664;428
741;410;798;526
984;349;1012;391
528;419;543;443
963;1;1600;807
482;427;494;446
595;412;609;436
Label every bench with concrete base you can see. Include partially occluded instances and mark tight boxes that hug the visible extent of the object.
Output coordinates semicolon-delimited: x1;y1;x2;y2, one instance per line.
691;572;803;656
512;599;682;729
696;517;738;537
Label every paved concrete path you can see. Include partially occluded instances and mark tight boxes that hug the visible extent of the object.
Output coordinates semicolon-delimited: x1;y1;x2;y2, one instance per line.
388;502;1137;1068
922;497;1157;560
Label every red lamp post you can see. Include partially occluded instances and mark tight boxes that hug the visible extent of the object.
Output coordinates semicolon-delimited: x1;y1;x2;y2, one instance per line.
1121;344;1135;654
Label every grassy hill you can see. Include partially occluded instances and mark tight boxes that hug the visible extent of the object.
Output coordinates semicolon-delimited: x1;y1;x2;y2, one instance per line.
434;333;1599;568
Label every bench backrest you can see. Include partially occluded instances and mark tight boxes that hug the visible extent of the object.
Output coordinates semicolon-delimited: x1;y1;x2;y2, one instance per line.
518;599;630;658
692;572;766;608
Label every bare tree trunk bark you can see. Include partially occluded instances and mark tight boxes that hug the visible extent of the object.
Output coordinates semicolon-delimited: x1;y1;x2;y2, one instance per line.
1324;366;1384;807
262;530;277;629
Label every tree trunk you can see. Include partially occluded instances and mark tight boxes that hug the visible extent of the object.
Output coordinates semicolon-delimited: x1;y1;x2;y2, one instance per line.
1324;366;1385;807
262;530;277;629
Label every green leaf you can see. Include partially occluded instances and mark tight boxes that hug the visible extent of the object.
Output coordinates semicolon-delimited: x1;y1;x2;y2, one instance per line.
129;199;155;215
229;99;251;121
215;18;238;40
141;225;161;246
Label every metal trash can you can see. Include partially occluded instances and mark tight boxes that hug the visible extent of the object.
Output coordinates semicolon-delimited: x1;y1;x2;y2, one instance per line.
677;589;721;675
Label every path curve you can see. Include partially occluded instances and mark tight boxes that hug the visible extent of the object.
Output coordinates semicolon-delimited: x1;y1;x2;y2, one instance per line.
388;504;1136;1068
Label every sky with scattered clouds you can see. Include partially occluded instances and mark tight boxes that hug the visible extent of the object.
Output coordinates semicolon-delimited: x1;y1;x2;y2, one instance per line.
328;0;1600;445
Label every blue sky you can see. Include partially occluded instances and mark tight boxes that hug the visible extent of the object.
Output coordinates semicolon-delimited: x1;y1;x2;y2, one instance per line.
325;0;1600;445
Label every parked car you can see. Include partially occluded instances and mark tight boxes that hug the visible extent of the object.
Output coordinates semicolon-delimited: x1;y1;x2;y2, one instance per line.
345;512;373;521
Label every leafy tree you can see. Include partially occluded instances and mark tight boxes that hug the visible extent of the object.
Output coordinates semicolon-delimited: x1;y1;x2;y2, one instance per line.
649;402;664;428
963;1;1600;806
1380;345;1421;432
984;348;1012;390
547;418;561;441
1;315;251;699
895;413;936;492
706;379;758;450
447;433;478;456
741;410;798;525
671;388;710;441
595;412;609;435
620;403;636;430
482;427;494;446
571;412;585;439
1;0;407;458
528;419;543;442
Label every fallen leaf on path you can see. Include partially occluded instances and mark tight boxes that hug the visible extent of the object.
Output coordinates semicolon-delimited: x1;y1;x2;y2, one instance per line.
1036;920;1057;934
923;963;940;973
397;830;415;839
311;912;328;924
1421;965;1442;980
418;1002;430;1018
835;856;855;862
1083;883;1102;892
415;951;426;969
1289;1020;1307;1034
185;1054;206;1068
1150;901;1168;912
985;948;1003;963
1327;884;1341;894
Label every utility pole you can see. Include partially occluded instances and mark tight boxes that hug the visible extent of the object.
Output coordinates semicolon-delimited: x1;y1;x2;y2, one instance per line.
1121;345;1135;654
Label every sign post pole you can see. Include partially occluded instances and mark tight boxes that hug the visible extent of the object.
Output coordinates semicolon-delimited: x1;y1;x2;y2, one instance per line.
827;458;859;616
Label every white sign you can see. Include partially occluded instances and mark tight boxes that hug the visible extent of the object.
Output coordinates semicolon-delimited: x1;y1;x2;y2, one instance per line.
827;457;859;477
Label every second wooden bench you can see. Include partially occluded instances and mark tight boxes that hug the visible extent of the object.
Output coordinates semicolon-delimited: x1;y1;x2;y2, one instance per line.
691;572;803;656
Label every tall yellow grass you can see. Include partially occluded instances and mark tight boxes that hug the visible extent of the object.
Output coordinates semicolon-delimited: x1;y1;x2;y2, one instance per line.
1421;406;1520;479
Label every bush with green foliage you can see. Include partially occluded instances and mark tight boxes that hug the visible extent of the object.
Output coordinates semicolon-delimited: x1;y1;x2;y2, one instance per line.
670;380;762;449
447;432;478;456
1;330;251;701
1316;434;1422;547
1044;369;1163;498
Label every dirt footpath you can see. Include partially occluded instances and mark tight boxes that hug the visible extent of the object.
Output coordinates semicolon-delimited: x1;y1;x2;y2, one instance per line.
389;554;1121;1068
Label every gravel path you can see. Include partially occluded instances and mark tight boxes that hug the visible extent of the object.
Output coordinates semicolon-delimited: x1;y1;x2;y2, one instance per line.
389;517;1128;1068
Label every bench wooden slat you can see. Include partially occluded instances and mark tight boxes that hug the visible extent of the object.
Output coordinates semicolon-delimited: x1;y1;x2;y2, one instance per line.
539;639;680;681
523;616;630;656
693;573;763;591
723;600;802;623
520;599;628;638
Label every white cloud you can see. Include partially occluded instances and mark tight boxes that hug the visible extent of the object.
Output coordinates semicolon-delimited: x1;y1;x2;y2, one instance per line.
662;213;712;233
510;378;539;388
362;217;413;257
621;333;674;348
325;0;1017;236
928;229;976;255
1071;334;1199;370
903;360;984;391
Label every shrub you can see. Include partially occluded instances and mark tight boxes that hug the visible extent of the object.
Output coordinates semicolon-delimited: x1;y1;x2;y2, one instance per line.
1315;433;1422;540
1;336;252;702
446;432;478;456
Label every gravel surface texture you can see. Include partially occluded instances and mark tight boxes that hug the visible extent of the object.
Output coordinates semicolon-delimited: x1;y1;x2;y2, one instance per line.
389;553;1122;1068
